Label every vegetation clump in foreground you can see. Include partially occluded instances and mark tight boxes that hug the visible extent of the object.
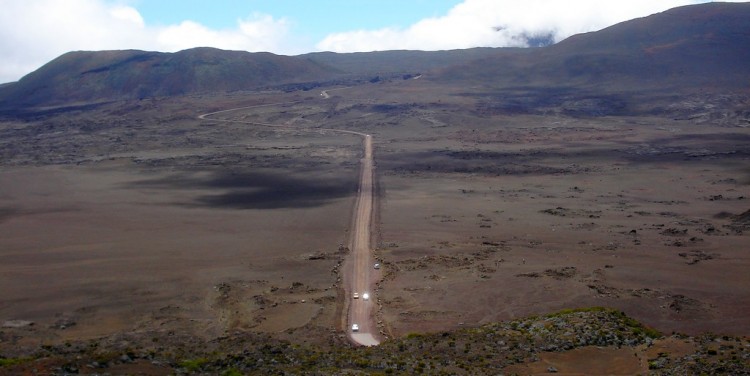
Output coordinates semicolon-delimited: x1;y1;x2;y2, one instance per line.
1;307;748;374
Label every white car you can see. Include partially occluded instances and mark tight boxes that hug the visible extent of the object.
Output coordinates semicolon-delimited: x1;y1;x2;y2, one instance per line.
362;293;370;301
374;263;381;269
353;292;359;299
351;324;359;332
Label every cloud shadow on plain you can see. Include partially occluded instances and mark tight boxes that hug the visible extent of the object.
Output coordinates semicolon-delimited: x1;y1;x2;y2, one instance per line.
128;170;356;209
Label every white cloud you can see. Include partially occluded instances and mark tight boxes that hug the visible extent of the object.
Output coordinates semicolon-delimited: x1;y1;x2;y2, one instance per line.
157;13;289;52
316;0;725;52
0;0;291;83
0;0;149;82
109;5;145;27
238;13;291;50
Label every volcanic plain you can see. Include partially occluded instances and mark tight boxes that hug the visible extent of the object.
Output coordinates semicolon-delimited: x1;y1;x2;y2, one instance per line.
1;3;750;373
1;76;748;368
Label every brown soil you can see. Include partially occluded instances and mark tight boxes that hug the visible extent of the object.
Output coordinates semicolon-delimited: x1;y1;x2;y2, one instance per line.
0;79;748;373
0;95;360;350
352;81;750;341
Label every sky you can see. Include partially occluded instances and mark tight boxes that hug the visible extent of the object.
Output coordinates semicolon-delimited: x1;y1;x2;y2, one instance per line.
0;0;744;83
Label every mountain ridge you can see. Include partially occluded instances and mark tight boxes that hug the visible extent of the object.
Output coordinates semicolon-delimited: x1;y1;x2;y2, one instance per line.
0;47;340;108
435;2;750;91
1;2;748;109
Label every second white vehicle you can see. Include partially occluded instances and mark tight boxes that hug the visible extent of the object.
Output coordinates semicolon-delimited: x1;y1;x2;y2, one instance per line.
362;293;370;300
352;324;359;332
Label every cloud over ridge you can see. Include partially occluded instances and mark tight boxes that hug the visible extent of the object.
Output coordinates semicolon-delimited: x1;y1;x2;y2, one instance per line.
0;0;290;83
0;0;742;83
316;0;721;52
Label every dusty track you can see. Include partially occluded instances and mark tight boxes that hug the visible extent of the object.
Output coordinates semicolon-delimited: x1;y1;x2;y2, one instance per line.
346;134;379;346
198;93;380;346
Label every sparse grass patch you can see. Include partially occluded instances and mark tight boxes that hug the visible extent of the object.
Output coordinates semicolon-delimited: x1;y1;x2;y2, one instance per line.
0;357;33;367
222;368;243;376
545;306;608;318
180;357;210;372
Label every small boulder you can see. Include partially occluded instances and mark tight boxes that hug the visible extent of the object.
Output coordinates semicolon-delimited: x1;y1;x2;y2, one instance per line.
2;320;34;328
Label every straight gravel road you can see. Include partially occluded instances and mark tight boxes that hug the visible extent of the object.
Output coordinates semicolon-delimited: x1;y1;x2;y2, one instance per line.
199;92;380;346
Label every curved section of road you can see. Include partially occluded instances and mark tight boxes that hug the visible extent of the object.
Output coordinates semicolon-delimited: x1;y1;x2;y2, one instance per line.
199;93;380;347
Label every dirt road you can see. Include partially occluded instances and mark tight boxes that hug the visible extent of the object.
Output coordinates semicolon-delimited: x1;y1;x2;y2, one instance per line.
346;134;380;346
199;94;380;346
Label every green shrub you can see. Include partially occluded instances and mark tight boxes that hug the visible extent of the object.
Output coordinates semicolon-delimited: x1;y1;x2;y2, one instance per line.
180;357;210;372
0;357;32;367
222;368;243;376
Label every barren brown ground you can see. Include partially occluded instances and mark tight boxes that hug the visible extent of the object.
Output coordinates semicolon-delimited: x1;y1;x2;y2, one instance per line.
0;93;361;350
360;82;750;339
1;78;749;373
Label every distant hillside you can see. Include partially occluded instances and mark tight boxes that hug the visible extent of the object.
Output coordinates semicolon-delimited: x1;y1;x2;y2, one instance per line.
436;2;750;91
1;2;748;112
0;47;338;108
302;48;509;76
